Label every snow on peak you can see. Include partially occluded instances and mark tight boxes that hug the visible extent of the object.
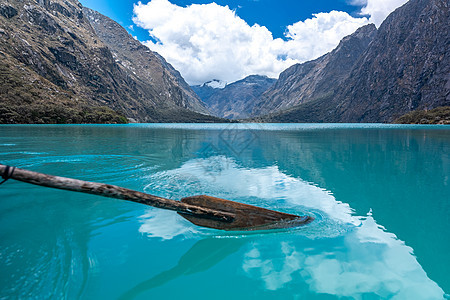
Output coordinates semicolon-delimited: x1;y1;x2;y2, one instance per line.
203;79;227;89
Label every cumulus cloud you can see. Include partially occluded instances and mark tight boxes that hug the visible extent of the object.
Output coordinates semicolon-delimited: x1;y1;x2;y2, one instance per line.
354;0;409;26
132;0;408;84
283;11;369;61
133;0;368;85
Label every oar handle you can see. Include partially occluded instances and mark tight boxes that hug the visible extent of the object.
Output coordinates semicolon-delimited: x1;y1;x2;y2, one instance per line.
0;164;234;222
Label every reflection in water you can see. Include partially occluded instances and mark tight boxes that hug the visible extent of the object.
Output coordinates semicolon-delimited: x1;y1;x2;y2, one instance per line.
119;237;246;299
139;209;199;240
259;128;450;292
1;125;448;299
140;156;445;298
243;241;303;291
243;213;443;298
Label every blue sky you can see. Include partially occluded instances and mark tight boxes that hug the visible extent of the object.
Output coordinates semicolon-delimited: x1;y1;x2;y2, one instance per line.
79;0;407;85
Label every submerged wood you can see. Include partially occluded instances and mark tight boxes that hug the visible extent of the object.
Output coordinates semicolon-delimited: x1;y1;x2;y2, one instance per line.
179;195;314;230
0;164;313;230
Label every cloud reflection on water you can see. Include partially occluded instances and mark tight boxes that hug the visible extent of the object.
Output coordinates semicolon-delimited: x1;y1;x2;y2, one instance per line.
139;156;445;298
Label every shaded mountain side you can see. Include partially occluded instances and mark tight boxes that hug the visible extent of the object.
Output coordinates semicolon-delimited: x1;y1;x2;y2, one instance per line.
331;0;449;122
0;0;218;123
250;95;335;123
258;0;449;123
252;24;377;117
193;75;276;119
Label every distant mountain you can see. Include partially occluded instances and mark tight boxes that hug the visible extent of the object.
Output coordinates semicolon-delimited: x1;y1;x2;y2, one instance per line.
252;24;377;117
0;0;220;123
191;79;227;105
258;0;449;123
193;75;276;119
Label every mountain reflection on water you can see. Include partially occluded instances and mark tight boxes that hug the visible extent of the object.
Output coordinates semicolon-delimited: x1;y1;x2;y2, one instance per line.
139;156;444;298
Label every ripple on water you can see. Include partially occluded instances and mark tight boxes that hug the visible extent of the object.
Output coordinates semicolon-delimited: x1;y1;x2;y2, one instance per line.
138;156;357;241
0;237;89;299
2;154;158;185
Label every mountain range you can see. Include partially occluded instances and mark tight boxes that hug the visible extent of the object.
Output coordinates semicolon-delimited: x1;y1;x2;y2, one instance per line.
0;0;448;124
192;75;276;119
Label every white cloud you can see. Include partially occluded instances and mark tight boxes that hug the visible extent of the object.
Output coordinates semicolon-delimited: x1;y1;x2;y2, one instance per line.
354;0;409;26
133;0;368;85
132;0;408;84
283;11;369;62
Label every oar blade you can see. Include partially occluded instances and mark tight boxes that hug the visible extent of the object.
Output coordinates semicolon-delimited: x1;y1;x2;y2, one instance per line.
178;195;313;231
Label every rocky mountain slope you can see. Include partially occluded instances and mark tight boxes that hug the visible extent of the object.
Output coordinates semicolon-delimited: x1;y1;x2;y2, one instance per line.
252;24;377;117
83;7;209;117
0;0;218;123
258;0;449;123
193;75;276;119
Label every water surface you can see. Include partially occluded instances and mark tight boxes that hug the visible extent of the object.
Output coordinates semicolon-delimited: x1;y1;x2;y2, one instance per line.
0;124;449;299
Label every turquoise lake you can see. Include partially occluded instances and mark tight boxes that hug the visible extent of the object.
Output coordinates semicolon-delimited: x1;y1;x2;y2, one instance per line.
0;123;449;299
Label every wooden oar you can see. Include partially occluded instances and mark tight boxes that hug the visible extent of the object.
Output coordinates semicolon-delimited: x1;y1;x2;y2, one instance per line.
0;164;313;231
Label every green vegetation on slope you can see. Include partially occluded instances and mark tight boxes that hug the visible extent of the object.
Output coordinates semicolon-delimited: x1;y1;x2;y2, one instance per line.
0;63;127;124
393;106;450;124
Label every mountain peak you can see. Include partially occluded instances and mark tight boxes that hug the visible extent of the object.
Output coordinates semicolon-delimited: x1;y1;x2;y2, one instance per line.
346;23;377;40
202;79;227;89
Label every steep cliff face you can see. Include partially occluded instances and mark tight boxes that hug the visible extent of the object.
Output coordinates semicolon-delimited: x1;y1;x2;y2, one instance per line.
332;0;449;122
0;0;215;123
194;75;276;119
260;0;449;123
252;24;377;117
